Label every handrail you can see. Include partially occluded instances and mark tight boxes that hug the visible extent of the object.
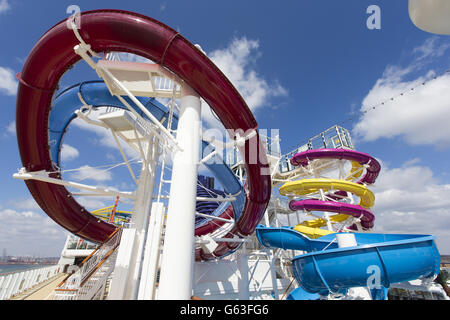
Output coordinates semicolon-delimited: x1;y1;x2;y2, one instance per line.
54;288;78;292
79;243;120;287
80;227;122;265
53;246;117;293
55;273;73;289
79;227;122;285
54;227;122;299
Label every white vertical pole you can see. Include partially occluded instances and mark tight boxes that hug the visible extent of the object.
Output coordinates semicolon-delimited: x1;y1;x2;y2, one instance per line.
324;212;333;231
137;201;165;299
237;245;250;300
118;135;157;300
264;210;270;227
158;85;201;300
269;250;280;300
107;228;136;300
314;169;333;231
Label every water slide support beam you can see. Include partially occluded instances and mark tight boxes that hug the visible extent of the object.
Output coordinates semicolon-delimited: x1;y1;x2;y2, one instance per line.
123;134;158;299
237;245;250;300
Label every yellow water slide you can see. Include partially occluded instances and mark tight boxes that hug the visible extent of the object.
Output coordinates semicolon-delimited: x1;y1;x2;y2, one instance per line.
280;178;375;238
280;179;375;208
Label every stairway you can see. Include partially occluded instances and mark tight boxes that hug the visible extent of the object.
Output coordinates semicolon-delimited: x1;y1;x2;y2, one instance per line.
53;228;122;300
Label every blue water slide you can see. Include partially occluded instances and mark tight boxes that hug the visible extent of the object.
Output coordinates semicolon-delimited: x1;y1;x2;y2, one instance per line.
286;287;320;300
49;81;162;166
49;81;245;230
256;226;440;298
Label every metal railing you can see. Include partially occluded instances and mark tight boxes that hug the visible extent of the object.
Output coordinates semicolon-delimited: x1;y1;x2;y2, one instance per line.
54;227;122;300
225;132;281;168
278;125;355;173
0;265;61;300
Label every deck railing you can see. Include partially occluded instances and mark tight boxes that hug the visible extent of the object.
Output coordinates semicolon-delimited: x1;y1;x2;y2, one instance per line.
0;265;61;300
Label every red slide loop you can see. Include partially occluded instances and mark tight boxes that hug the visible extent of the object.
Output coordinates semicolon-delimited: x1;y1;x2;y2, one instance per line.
16;10;271;260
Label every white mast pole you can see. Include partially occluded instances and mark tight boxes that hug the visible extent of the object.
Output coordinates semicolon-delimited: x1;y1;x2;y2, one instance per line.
158;84;201;299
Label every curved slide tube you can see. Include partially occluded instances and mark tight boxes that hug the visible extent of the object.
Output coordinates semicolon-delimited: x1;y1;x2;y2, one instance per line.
289;200;375;229
280;148;380;234
259;147;440;298
256;226;441;298
290;148;381;185
48;81;247;257
286;287;320;300
280;178;375;209
16;10;270;260
91;207;132;225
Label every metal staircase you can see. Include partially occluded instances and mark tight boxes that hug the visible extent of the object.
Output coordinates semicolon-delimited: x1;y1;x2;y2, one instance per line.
53;228;122;300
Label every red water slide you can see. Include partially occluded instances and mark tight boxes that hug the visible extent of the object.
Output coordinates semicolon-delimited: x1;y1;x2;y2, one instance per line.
15;10;271;260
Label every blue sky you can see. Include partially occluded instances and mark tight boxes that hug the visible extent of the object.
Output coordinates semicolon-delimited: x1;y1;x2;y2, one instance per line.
0;0;450;256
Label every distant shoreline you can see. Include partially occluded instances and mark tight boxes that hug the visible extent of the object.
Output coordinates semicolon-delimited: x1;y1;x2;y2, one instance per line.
0;262;57;265
0;263;59;276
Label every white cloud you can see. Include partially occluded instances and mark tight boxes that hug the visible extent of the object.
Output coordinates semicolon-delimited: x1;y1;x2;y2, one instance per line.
371;159;450;253
352;37;450;148
0;66;17;95
117;52;153;64
203;36;288;128
68;165;113;182
3;120;15;137
0;0;10;14
10;197;40;210
76;197;107;211
6;120;15;134
412;36;450;61
61;144;79;162
0;209;67;256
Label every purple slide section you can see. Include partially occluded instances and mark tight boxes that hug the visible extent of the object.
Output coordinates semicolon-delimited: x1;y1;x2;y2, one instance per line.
290;149;381;184
288;148;381;230
289;199;374;229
